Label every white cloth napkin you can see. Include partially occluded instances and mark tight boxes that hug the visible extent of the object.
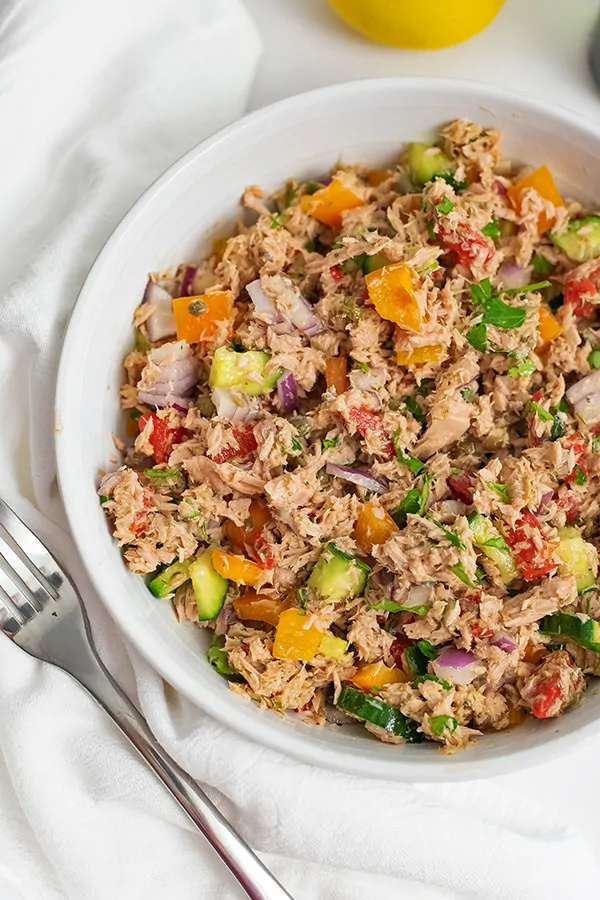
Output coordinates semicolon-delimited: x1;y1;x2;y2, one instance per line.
0;2;598;898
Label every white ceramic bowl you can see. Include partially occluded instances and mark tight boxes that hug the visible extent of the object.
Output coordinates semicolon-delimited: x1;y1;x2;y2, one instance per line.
56;78;600;781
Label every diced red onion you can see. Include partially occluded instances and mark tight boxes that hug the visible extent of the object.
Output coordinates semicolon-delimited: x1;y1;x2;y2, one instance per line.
566;371;600;425
535;491;554;515
137;340;198;408
491;632;518;653
179;266;197;297
432;647;480;685
211;388;259;423
215;602;239;636
246;279;293;334
260;274;326;338
172;402;189;414
97;471;122;497
277;371;299;413
497;262;533;291
494;179;508;196
143;281;177;342
406;584;433;608
325;463;388;494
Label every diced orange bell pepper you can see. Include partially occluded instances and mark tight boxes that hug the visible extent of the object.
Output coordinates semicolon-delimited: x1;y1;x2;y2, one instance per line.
273;608;324;661
233;590;292;627
300;178;365;228
223;499;270;551
365;262;422;332
211;549;264;587
354;501;399;554
523;641;546;664
351;661;408;691
537;305;562;349
173;290;233;343
507;165;563;234
325;357;348;394
396;344;446;366
366;168;391;187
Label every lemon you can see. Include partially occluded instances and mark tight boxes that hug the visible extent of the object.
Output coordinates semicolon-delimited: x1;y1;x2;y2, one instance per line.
326;0;505;50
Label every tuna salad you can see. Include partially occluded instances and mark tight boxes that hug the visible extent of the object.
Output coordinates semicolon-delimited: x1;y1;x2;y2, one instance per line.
99;119;600;752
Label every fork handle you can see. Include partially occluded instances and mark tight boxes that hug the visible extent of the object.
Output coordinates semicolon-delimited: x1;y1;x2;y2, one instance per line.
80;667;293;900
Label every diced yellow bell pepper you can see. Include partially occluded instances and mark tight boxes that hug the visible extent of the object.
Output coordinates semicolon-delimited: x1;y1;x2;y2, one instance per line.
507;165;563;234
211;549;264;587
173;291;233;344
354;501;399;555
396;344;447;366
273;608;324;661
300;178;365;227
233;590;292;627
351;661;408;691
537;305;562;349
365;262;422;331
319;633;349;660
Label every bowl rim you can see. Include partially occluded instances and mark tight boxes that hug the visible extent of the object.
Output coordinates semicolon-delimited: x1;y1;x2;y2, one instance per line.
55;76;600;780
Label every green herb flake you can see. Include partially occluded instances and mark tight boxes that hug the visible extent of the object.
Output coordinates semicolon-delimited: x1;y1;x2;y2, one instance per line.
588;349;600;370
574;464;587;486
426;221;437;241
436;197;456;214
130;408;142;421
370;599;429;616
471;278;494;304
414;674;452;690
270;214;283;229
481;296;526;329
391;476;430;527
290;437;303;454
488;482;510;502
431;519;466;550
553;397;568;414
466;323;488;352
460;387;476;401
429;714;458;738
529;400;554;423
502;280;551;296
405;394;426;424
304;181;322;195
98;495;110;505
508;358;536;379
482;217;500;239
416;639;438;660
531;252;554;276
593;433;600;453
482;534;510;551
450;562;479;589
550;415;565;442
353;359;370;373
322;436;338;450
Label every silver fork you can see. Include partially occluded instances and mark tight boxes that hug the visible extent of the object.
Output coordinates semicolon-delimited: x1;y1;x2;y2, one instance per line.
0;496;293;900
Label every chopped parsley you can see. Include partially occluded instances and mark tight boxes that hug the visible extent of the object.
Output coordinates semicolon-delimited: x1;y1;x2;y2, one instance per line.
130;408;142;421
553;397;568;414
394;438;425;477
414;674;452;690
588;349;600;370
391;475;430;527
289;437;303;454
405;394;427;424
304;181;322;195
471;278;494;304
488;482;509;502
465;323;488;352
574;464;587;486
481;297;527;329
593;433;600;452
438;172;467;192
305;236;324;254
450;562;481;589
482;217;500;239
460;387;476;401
370;599;429;616
429;714;458;738
531;252;554;275
436;197;455;214
431;519;466;550
417;639;438;660
508;357;536;378
502;280;551;296
352;359;370;373
550;414;565;442
426;221;437;241
482;534;510;551
529;400;554;423
98;495;110;505
322;436;338;450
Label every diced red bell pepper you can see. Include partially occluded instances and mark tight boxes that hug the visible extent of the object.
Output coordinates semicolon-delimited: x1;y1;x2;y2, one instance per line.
470;621;494;639
138;413;187;465
390;635;413;671
506;511;558;582
556;492;579;523
447;473;474;505
212;425;258;464
564;271;600;317
330;265;344;282
346;405;394;458
531;679;562;719
253;534;274;569
438;223;495;271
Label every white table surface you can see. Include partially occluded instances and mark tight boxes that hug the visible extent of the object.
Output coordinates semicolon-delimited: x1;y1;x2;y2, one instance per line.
241;0;600;856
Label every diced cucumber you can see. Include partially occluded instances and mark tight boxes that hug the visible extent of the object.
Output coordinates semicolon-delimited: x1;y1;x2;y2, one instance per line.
406;142;456;188
207;633;239;677
307;543;370;601
363;252;390;274
468;513;518;584
189;548;229;620
335;685;424;742
319;633;349;660
550;216;600;263
147;559;192;598
539;612;600;652
402;645;429;678
209;347;282;396
555;527;596;593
